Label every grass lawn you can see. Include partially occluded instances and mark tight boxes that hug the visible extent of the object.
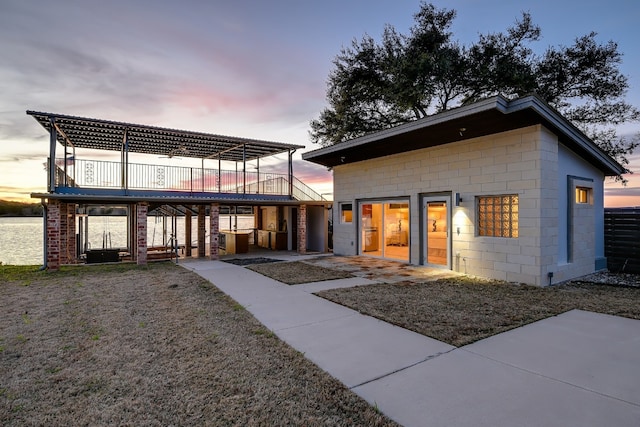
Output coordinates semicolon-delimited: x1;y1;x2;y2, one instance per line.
247;261;353;284
316;276;640;347
0;263;396;426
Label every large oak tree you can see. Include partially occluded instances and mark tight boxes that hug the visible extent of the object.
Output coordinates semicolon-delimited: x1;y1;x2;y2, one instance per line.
310;3;639;179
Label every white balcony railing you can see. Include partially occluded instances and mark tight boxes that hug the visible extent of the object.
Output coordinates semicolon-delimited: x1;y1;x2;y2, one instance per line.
51;158;327;201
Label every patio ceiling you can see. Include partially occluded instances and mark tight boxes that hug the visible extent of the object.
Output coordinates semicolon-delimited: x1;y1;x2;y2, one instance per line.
27;110;304;162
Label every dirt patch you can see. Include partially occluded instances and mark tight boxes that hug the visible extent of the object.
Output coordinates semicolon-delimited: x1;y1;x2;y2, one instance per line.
247;261;353;285
317;275;640;347
0;263;396;426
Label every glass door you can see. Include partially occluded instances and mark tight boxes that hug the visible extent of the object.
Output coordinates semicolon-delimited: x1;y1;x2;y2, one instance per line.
359;200;410;262
424;197;450;267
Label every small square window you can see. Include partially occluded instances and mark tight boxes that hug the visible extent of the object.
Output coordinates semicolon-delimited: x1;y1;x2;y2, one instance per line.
575;187;591;204
340;203;353;224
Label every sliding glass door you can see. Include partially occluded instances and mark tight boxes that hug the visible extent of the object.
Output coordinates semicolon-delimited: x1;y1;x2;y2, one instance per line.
359;200;409;262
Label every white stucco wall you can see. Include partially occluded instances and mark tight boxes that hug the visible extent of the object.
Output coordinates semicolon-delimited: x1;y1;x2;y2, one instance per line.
332;124;605;286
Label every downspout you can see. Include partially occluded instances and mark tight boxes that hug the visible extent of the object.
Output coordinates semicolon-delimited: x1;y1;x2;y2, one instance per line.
39;201;48;270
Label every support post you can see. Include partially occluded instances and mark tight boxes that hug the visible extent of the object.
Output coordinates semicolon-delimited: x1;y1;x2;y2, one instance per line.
297;204;307;254
288;149;294;197
129;204;137;262
59;202;77;264
218;155;221;192
136;202;148;265
210;203;219;260
121;128;129;190
48;118;57;192
185;208;192;257
256;157;260;194
197;205;206;257
201;158;205;192
63;137;68;187
46;200;61;271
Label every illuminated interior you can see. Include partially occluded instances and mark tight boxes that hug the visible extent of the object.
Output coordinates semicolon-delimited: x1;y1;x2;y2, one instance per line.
426;201;448;265
360;201;409;261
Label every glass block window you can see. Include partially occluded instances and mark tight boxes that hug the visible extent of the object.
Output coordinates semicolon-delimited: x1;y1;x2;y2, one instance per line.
477;195;519;238
340;203;353;224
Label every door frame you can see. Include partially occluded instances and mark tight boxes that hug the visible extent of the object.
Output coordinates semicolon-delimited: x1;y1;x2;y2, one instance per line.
420;192;452;268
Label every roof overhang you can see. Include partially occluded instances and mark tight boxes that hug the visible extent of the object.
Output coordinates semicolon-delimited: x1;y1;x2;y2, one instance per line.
27;110;304;162
302;94;624;176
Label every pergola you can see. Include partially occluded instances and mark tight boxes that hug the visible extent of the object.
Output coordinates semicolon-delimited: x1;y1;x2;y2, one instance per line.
27;110;304;193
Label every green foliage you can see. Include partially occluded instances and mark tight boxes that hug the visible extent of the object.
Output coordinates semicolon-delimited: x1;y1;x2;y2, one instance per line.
253;328;275;338
310;2;639;180
0;265;43;284
0;263;155;287
0;200;43;216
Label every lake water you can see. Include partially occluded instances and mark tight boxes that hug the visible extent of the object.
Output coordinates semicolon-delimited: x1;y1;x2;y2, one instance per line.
0;215;255;265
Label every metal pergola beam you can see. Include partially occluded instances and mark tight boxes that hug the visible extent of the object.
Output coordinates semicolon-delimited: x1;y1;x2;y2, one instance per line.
27;110;304;163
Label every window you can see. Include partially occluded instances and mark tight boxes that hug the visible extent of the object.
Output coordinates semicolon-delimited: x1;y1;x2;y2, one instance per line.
575;187;591;204
477;195;519;238
340;203;353;223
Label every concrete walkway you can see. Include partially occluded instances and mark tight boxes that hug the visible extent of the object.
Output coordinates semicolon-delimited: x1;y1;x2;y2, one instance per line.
182;257;640;427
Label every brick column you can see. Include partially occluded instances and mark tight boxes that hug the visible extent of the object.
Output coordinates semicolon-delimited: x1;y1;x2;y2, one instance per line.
136;202;148;265
197;206;206;258
210;203;219;260
128;204;137;262
66;203;77;264
59;203;77;264
59;202;69;265
297;204;307;254
46;200;61;271
185;209;192;257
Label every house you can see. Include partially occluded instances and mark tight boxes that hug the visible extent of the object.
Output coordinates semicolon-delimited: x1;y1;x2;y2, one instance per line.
303;95;624;286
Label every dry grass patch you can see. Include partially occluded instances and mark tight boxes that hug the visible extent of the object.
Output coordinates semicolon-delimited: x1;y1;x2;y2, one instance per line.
247;261;353;285
317;276;640;347
0;263;396;426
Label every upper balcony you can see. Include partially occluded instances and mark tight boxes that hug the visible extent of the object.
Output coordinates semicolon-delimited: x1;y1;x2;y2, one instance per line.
48;157;326;202
28;110;328;203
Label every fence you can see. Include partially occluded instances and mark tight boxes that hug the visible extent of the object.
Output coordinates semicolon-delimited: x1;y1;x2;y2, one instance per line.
604;207;640;273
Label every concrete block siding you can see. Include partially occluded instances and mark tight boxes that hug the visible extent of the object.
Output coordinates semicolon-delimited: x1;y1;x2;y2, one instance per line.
333;124;602;286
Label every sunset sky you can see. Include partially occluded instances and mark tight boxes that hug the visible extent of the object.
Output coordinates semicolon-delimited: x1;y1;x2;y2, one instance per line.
1;0;639;206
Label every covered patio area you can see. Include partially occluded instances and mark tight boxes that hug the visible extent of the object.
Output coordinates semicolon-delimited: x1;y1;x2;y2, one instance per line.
28;111;330;270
